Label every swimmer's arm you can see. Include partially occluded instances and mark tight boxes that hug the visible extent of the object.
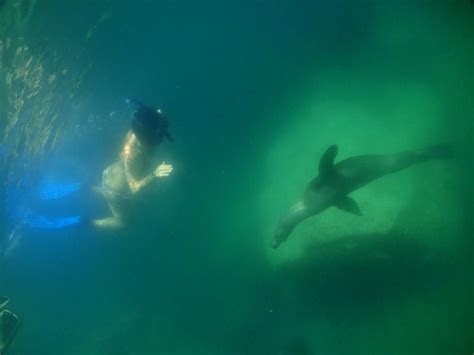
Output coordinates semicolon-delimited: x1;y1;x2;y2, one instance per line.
125;171;155;194
121;134;173;194
120;138;153;193
121;152;153;194
123;156;173;194
124;163;173;193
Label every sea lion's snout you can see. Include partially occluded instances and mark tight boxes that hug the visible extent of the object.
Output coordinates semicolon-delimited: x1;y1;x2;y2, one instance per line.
271;238;280;249
272;225;292;249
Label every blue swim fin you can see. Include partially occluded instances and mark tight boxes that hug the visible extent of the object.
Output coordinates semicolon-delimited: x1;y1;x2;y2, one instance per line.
38;182;81;201
26;215;82;230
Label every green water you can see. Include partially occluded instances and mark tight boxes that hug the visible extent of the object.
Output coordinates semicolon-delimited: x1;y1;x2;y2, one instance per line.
0;1;473;354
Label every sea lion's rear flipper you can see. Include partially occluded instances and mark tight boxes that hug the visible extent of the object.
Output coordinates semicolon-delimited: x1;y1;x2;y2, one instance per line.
0;310;21;354
334;196;362;216
420;144;454;160
319;145;338;177
0;298;10;312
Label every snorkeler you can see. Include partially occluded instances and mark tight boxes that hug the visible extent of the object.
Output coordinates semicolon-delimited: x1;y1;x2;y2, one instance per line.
91;99;173;230
1;99;173;234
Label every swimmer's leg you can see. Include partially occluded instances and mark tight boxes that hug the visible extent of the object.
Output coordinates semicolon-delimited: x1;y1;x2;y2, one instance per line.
91;201;128;231
380;144;454;174
91;185;107;198
91;217;123;230
92;163;132;231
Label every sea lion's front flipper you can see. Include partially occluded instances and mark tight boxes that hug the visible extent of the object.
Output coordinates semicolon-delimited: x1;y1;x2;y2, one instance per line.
334;196;362;216
319;145;338;177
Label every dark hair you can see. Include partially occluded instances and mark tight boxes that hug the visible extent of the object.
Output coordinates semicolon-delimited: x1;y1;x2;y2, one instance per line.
129;100;173;146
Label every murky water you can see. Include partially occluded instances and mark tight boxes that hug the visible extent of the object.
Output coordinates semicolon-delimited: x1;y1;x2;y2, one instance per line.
1;1;472;354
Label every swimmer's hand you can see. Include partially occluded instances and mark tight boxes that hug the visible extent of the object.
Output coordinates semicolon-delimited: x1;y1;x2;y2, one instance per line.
153;162;173;178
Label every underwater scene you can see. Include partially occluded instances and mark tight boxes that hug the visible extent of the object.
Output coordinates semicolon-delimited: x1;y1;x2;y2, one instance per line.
0;1;473;354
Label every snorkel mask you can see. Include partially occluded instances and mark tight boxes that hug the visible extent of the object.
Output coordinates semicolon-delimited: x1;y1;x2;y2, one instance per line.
127;98;173;146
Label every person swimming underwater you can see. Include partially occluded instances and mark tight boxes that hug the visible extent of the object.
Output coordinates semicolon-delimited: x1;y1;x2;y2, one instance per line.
91;99;173;230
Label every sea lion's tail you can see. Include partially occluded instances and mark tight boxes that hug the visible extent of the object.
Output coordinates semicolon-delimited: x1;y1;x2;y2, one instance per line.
421;144;454;160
